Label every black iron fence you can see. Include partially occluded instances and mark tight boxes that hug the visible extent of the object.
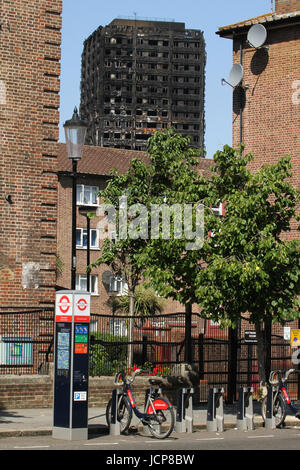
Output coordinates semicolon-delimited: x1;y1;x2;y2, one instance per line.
0;307;54;374
0;307;299;404
90;312;300;403
89;312;202;376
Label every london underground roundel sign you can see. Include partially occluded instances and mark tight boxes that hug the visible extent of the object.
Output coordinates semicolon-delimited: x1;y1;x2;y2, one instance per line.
74;294;90;323
55;293;72;322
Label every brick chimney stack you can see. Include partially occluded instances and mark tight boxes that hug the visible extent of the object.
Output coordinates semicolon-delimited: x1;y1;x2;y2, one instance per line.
275;0;300;14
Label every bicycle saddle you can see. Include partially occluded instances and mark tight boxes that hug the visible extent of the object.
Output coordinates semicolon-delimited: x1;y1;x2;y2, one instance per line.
149;379;163;386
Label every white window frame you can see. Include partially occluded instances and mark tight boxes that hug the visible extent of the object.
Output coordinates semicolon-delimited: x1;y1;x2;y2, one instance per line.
76;228;99;249
76;185;99;206
109;319;128;337
76;274;98;296
109;276;128;296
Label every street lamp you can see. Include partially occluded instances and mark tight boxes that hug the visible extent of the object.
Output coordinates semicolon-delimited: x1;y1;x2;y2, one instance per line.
63;107;88;290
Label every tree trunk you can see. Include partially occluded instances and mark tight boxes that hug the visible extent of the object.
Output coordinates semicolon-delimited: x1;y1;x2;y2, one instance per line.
127;291;134;369
255;320;267;386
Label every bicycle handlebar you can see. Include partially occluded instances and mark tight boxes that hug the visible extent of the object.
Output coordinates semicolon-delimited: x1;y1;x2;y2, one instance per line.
114;368;148;385
269;368;299;384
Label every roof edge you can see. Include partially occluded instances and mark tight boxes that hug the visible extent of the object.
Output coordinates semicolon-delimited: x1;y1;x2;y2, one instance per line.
217;10;300;38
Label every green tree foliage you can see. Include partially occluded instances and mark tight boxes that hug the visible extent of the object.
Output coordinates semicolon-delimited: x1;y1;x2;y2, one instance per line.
107;283;165;317
195;146;300;383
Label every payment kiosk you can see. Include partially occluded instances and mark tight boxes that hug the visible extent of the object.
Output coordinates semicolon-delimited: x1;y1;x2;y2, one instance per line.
53;290;90;440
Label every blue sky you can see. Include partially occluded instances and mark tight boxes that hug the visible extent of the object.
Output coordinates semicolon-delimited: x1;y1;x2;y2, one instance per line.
59;0;272;158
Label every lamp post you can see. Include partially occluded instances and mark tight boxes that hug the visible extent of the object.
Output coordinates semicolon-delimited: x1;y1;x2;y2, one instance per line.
63;107;88;290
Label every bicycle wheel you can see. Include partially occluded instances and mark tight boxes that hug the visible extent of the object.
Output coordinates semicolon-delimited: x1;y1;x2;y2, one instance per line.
106;395;132;433
261;394;286;428
146;397;175;439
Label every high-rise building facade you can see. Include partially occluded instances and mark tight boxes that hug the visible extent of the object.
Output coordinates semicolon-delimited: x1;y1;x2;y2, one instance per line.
80;18;206;152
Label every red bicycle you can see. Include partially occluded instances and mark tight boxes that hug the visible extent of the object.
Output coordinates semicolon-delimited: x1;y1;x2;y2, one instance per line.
106;368;175;439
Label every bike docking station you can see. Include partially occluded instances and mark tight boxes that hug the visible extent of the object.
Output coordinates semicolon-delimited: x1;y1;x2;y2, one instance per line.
176;387;194;433
206;387;224;432
109;388;122;436
265;385;276;429
236;386;254;430
52;290;90;441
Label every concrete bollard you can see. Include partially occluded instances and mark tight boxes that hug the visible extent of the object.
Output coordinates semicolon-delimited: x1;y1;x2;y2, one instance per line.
176;388;194;433
206;387;224;432
237;386;254;430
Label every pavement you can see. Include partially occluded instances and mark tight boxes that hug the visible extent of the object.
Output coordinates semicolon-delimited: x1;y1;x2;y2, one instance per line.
1;403;300;438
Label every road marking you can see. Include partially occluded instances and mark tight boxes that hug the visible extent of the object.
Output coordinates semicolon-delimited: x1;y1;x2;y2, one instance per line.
84;442;119;446
247;435;274;439
14;445;50;449
144;440;173;443
196;437;224;441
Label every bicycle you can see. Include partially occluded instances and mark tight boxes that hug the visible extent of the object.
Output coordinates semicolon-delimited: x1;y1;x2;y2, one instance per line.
261;368;300;427
106;368;175;439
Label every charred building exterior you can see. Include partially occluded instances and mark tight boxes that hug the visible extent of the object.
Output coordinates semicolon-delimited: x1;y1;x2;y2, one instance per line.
80;18;206;152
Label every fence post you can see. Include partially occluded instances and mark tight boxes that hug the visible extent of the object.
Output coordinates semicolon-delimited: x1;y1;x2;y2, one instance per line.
198;333;204;380
265;320;271;384
184;303;192;364
142;336;147;364
228;327;238;404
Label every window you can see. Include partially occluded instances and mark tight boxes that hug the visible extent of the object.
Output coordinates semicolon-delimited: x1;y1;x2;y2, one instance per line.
77;185;99;206
109;276;128;296
76;274;98;295
109;319;127;337
76;228;99;249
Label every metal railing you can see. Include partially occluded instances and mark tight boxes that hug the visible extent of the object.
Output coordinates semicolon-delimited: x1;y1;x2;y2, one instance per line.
0;307;54;375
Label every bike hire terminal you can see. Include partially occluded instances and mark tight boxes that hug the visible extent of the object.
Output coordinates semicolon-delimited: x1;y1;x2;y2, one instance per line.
53;290;90;440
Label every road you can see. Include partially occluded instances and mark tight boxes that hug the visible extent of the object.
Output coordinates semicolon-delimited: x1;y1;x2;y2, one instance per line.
1;426;300;456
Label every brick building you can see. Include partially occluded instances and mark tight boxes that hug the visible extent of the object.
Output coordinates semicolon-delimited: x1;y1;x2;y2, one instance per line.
217;0;300;376
56;142;212;316
217;0;300;195
0;0;62;308
80;18;205;152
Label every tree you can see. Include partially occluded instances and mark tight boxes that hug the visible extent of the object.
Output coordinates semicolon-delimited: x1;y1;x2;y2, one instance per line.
92;129;205;367
107;283;165;317
194;145;300;384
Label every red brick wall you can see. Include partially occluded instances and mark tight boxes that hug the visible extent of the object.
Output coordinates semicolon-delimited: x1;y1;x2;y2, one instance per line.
57;174;114;314
232;22;300;194
57;173;203;316
0;1;62;307
275;0;300;14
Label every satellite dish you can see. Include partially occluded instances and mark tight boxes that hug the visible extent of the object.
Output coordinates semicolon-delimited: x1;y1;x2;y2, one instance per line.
102;270;113;285
229;64;244;88
247;24;267;49
221;64;244;89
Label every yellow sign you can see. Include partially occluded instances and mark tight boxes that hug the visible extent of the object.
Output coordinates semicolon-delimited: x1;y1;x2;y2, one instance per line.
290;329;300;347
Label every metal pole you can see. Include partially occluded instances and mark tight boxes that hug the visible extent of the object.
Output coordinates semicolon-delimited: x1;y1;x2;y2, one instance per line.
71;159;77;290
228;327;238;404
184;303;192;364
86;213;90;293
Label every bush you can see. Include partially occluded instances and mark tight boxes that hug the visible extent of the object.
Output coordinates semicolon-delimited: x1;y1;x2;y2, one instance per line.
89;332;128;376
